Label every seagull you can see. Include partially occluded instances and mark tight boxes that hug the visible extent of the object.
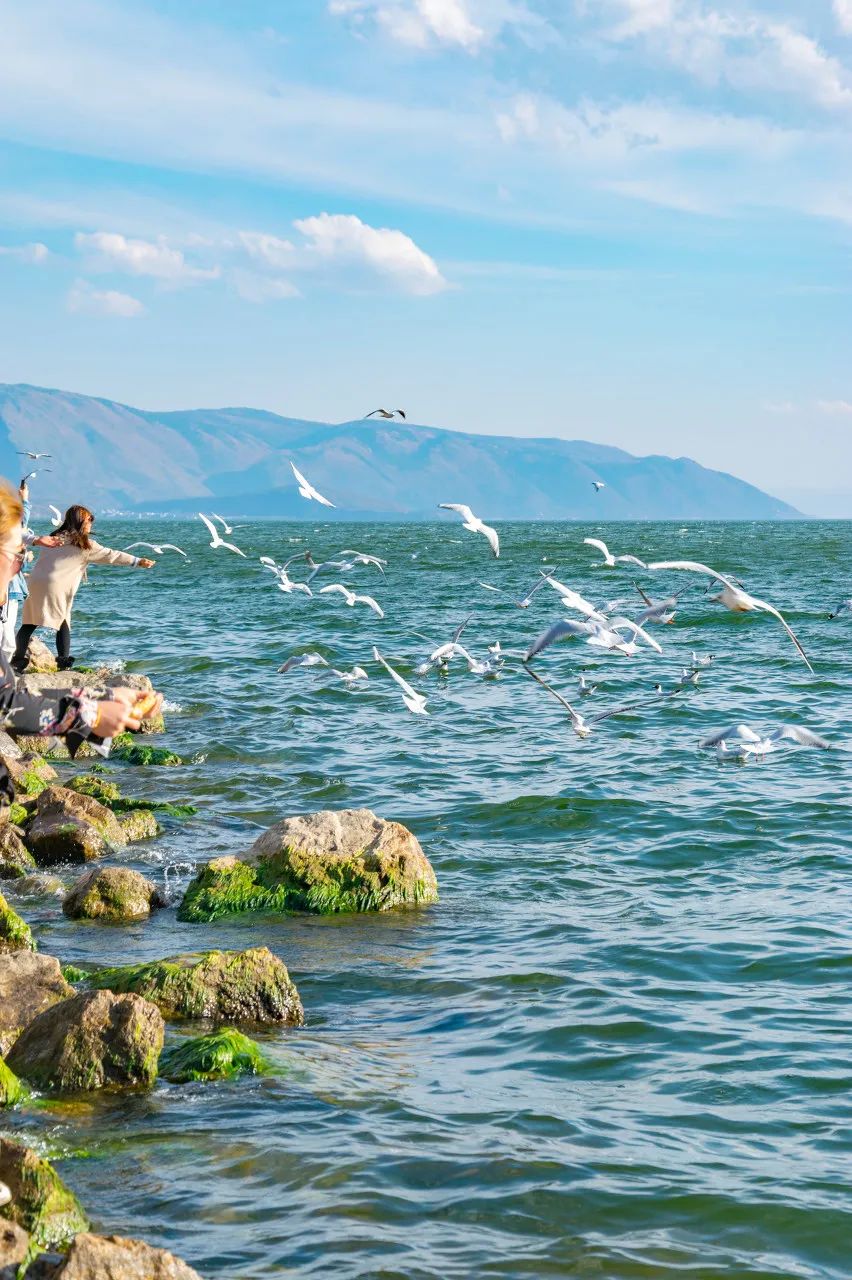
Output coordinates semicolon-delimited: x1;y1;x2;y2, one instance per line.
699;722;830;761
460;642;504;678
21;469;52;481
525;618;637;661
524;664;592;737
414;616;472;675
211;513;233;535
319;583;384;618
828;598;852;619
646;559;814;672
278;653;329;675
365;408;406;420
17;450;52;461
123;542;187;558
305;553;356;582
197;513;247;557
632;580;691;625
290;461;335;508
438;504;499;557
373;646;428;715
592;481;605;492
545;576;607;622
338;550;388;573
691;651;714;667
578;673;598;697
331;666;369;684
677;667;701;688
583;538;646;569
478;570;555;608
48;504;62;527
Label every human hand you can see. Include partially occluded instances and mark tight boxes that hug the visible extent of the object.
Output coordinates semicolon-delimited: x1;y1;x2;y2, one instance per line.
94;688;162;735
19;481;28;500
137;558;155;569
32;535;61;548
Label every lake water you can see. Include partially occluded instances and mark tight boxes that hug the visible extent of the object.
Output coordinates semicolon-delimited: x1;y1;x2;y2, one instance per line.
5;518;851;1279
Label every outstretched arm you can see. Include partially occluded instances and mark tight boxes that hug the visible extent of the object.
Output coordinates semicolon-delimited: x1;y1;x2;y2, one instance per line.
86;540;153;568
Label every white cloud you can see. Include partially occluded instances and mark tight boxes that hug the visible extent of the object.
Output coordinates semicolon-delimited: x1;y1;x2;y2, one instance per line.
291;212;449;294
0;241;49;263
238;231;296;272
817;399;852;414
329;0;545;52
230;269;301;303
834;0;852;35
75;231;219;283
66;278;145;317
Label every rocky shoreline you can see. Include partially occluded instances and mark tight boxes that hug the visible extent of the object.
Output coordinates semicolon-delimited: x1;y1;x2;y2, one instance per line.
0;644;438;1277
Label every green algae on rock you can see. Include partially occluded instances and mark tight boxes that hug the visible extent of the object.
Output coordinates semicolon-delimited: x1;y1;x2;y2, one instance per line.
67;775;121;804
110;735;184;767
25;786;128;866
0;1055;27;1106
179;808;438;922
61;964;89;984
161;1027;271;1083
88;946;304;1026
62;866;167;922
7;988;164;1093
117;809;161;842
0;824;36;880
0;891;35;953
0;1137;89;1250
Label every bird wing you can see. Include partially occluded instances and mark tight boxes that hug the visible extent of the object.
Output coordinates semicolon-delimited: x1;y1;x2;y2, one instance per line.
523;664;582;719
312;487;335;508
221;541;247;558
482;523;500;557
614;555;647;568
646;560;737;590
396;410;406;419
49;505;62;522
609;616;663;654
319;583;348;598
211;513;232;533
159;544;188;556
525;619;593;661
767;724;831;748
364;410;383;418
439;503;475;522
197;513;218;540
452;615;473;645
699;724;761;748
123;543;153;552
747;596;814;673
289;461;309;489
583;538;610;558
478;582;505;594
354;594;384;617
372;647;420;701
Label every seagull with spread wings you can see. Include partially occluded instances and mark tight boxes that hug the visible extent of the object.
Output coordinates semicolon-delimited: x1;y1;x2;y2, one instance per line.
124;542;188;558
365;408;406;420
290;461;335;508
197;513;247;557
583;537;646;568
438;504;499;557
373;646;428;715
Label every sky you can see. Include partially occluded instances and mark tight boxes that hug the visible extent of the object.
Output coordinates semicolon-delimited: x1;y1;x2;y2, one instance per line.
0;0;850;514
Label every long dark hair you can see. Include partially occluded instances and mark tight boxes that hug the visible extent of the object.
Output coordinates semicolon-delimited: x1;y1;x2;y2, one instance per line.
55;505;94;551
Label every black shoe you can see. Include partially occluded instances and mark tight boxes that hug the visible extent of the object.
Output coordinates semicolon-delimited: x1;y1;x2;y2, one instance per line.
10;657;27;675
57;655;76;671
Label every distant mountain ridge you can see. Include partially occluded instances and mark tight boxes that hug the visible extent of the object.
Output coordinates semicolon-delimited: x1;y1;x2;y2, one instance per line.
0;383;799;520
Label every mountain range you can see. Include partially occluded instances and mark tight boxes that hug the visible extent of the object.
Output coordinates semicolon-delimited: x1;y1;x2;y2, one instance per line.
0;383;799;520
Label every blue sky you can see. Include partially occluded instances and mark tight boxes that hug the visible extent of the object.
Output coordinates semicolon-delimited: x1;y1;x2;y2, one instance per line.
0;0;850;513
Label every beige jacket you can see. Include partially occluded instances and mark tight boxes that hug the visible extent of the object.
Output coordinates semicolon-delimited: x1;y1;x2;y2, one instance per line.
22;538;140;630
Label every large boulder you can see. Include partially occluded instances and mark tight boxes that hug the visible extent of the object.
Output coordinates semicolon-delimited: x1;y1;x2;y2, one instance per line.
89;947;304;1025
0;826;36;880
179;808;437;922
117;810;160;842
0;1216;30;1269
24;786;127;865
0;1139;88;1250
0;892;34;953
38;1232;203;1279
63;867;166;922
7;989;164;1092
20;671;152;695
0;952;74;1054
19;635;57;674
160;1028;270;1083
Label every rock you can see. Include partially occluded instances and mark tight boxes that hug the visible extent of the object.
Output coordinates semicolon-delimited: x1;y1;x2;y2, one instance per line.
0;952;75;1055
7;989;164;1092
19;671;152;695
179;808;437;922
25;786;127;865
66;775;121;804
117;810;160;842
0;1217;30;1269
0;892;34;953
0;826;36;880
46;1232;203;1279
0;1058;26;1107
63;867;166;922
89;947;304;1026
160;1027;270;1083
110;738;183;767
21;636;58;674
0;1138;88;1250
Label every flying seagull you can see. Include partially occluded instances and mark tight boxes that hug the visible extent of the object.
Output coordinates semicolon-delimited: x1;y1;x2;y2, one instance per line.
331;666;369;684
124;542;187;558
583;538;646;569
365;408;406;420
415;616;472;675
319;583;385;618
646;559;814;672
21;470;52;482
48;505;62;527
828;598;852;619
211;513;234;535
278;653;328;675
699;722;831;761
372;646;428;715
438;504;499;557
17;451;52;461
592;481;605;492
478;570;555;608
290;461;335;508
197;513;247;557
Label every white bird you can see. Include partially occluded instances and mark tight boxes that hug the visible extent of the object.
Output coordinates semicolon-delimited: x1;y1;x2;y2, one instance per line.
319;583;384;617
48;504;62;527
278;653;329;675
438;504;499;557
632;580;691;625
338;549;388;573
372;646;428;715
22;469;51;482
414;617;471;675
646;560;813;672
608;616;663;655
124;542;187;558
290;461;335;508
525;665;592;737
592;481;605;492
18;450;51;461
578;673;598;697
211;513;233;534
525;618;637;661
260;555;313;595
545;576;607;622
459;642;504;678
691;650;714;667
677;667;701;688
305;553;358;583
478;571;554;608
197;513;247;557
828;598;852;619
699;722;830;761
331;666;369;684
365;408;406;420
583;538;646;569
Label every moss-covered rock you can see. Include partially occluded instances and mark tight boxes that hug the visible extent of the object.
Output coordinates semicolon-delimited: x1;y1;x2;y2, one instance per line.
180;808;437;922
63;867;166;922
117;810;160;842
0;892;34;953
25;786;127;866
0;825;36;880
0;1056;27;1106
88;946;304;1026
161;1027;270;1083
8;802;29;828
0;749;58;800
0;1138;89;1249
110;739;183;767
7;989;164;1093
20;636;58;674
61;964;89;984
0;952;75;1055
66;775;121;804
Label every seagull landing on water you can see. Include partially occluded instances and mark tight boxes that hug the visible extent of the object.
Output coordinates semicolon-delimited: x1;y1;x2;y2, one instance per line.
197;513;247;557
699;722;831;762
17;451;52;461
438;504;499;558
124;542;187;558
365;408;406;420
414;616;472;676
278;653;328;675
578;673;598;697
331;666;369;685
373;646;428;715
646;559;814;672
583;538;646;569
290;462;335;508
319;583;385;618
48;505;62;527
592;481;605;492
